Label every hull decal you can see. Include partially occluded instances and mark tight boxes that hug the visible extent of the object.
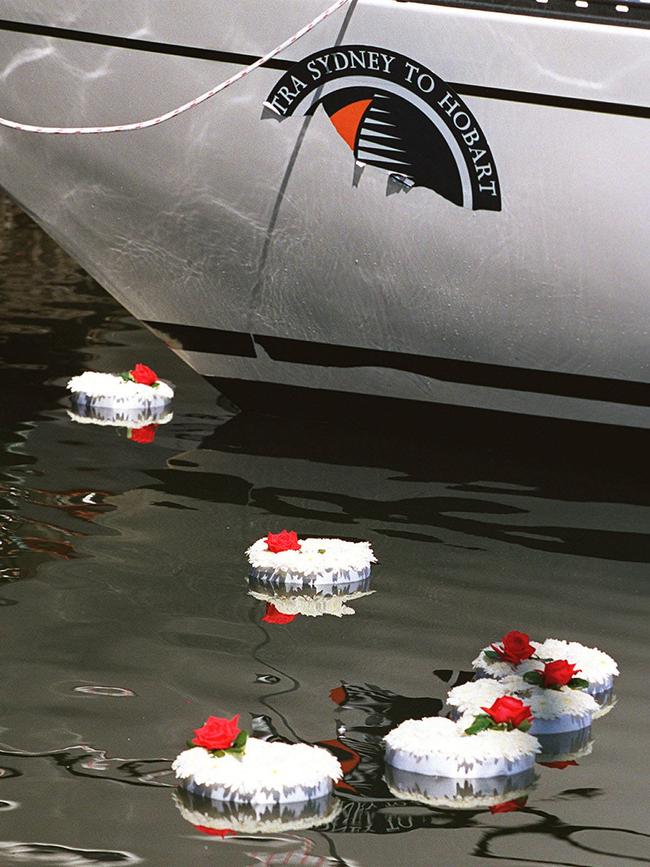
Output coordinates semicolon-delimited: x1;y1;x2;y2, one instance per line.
144;322;650;408
1;21;649;120
264;46;501;210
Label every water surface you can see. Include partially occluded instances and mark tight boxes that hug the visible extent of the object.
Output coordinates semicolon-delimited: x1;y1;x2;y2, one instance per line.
0;197;648;866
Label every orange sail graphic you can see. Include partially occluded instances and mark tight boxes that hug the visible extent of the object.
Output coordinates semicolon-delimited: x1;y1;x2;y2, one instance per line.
329;98;373;151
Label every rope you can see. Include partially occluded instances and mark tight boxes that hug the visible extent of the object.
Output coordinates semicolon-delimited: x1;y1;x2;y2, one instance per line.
0;0;352;134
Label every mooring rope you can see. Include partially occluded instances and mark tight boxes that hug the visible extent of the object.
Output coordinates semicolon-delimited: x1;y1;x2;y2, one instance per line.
0;0;352;135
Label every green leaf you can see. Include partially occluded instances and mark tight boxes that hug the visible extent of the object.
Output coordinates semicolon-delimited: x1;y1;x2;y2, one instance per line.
119;371;131;382
568;677;590;690
523;671;544;686
151;381;159;388
318;549;326;555
464;714;494;736
518;720;532;732
483;650;502;662
231;730;249;751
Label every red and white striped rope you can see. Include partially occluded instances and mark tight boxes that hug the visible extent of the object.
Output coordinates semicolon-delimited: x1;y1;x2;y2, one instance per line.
0;0;352;134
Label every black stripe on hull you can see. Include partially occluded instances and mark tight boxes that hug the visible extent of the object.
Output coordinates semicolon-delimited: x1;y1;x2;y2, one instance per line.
144;321;650;408
0;19;292;71
397;0;650;30
1;19;649;119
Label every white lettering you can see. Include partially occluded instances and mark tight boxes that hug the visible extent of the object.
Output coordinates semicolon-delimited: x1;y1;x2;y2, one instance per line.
332;52;349;72
349;49;367;70
380;53;395;74
452;111;472;131
316;56;332;74
479;180;498;196
307;59;321;81
463;128;480;147
438;91;459;116
417;73;435;94
404;61;419;84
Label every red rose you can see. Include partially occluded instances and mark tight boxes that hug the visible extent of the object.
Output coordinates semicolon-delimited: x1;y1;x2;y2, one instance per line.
481;696;533;729
491;630;536;665
539;760;579;769
191;714;241;750
129;424;157;444
261;603;296;624
130;363;158;386
194;825;236;837
489;797;528;814
266;530;301;553
542;659;580;688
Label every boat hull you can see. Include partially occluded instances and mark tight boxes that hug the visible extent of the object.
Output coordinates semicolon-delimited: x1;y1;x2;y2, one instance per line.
0;1;649;425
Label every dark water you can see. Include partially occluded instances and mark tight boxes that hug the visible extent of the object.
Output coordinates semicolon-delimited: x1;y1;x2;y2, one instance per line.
0;196;648;867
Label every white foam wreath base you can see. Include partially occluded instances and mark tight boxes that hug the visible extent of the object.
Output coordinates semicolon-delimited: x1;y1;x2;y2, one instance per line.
173;739;342;806
180;776;333;806
67;372;174;410
247;537;376;586
385;746;536;780
385;765;537;810
384;718;539;780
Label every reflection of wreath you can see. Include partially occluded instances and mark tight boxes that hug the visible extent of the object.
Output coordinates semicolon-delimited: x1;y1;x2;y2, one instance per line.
67;408;173;429
173;788;342;835
385;764;537;811
248;587;374;618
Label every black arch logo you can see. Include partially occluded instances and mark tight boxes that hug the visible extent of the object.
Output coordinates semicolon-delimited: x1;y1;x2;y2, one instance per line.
264;45;501;212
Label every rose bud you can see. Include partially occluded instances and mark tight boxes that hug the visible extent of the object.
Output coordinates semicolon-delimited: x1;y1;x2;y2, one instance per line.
266;530;301;553
130;363;159;386
542;659;580;688
191;714;241;751
491;630;536;665
480;695;533;729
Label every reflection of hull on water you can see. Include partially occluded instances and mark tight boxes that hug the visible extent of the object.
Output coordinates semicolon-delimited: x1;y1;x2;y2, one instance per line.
385;765;537;810
173;787;341;835
0;3;649;427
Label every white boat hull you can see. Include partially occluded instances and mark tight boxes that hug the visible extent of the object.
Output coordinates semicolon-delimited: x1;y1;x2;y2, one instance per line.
0;1;648;425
